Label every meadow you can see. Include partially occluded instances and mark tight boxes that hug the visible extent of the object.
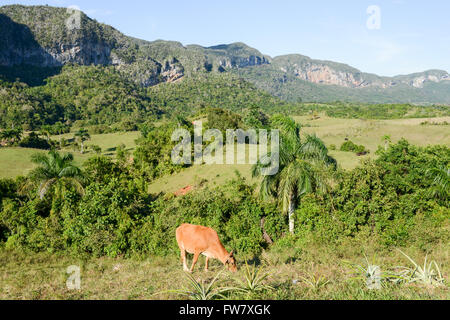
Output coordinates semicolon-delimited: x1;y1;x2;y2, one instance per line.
149;115;450;193
1;115;449;191
0;131;140;179
1;240;448;300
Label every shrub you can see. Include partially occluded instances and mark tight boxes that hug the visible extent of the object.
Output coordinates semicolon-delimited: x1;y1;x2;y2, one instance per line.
0;140;448;258
19;132;52;150
340;140;368;154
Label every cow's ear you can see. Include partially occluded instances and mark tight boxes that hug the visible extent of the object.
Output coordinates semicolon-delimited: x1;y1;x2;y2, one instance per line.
229;251;234;257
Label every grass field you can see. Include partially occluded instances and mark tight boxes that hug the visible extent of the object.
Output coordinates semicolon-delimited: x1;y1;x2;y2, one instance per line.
1;240;448;300
297;115;450;170
1;116;449;188
148;115;450;193
0;131;140;179
52;131;141;156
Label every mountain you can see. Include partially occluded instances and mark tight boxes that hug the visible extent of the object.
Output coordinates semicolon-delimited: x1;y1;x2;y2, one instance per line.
1;4;449;104
234;55;450;104
0;5;269;86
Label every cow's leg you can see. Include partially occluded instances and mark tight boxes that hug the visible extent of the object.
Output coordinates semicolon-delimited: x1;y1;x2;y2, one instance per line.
180;248;189;272
204;257;209;272
189;251;200;273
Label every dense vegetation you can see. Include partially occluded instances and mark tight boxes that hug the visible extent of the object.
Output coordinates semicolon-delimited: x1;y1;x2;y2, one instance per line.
291;102;450;119
146;72;287;116
0;65;291;131
2;64;449;135
1;113;448;258
0;65;162;130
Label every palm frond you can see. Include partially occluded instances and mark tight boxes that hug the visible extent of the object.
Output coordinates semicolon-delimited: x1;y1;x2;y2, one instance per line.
38;178;57;200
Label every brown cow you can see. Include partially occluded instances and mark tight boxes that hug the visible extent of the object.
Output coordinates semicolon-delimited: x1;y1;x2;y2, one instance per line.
176;223;237;273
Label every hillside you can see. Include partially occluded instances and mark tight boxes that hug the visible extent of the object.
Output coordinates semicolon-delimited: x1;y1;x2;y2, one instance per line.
0;5;269;87
234;55;450;104
0;64;288;129
1;4;450;105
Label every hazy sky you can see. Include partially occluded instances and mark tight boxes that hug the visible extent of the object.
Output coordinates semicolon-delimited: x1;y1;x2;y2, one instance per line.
1;0;449;76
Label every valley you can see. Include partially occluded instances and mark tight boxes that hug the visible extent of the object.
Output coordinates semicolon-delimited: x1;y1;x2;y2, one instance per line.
0;4;449;302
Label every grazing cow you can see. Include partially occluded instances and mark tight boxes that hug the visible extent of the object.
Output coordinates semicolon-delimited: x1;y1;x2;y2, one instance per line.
176;224;237;273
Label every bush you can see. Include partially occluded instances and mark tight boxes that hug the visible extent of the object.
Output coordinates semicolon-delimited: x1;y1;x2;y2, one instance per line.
63;178;149;257
19;132;52;150
89;125;114;135
340;140;368;154
0;140;448;258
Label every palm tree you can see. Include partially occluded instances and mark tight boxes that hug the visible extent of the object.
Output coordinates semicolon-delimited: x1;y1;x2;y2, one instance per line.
74;128;91;154
39;125;52;141
29;150;84;201
252;116;337;234
382;135;392;151
426;165;449;202
0;128;22;145
0;130;12;144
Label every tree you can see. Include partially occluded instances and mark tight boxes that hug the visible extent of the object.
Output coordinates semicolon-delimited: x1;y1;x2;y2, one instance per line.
426;165;449;202
382;135;392;151
206;108;242;132
28;150;84;201
74;128;91;154
243;106;269;129
252;116;337;234
0;128;22;146
39;125;52;141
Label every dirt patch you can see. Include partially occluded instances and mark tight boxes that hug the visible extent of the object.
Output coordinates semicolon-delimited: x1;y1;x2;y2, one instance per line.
174;185;194;197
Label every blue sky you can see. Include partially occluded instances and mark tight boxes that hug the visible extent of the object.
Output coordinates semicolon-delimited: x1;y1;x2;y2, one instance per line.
1;0;449;76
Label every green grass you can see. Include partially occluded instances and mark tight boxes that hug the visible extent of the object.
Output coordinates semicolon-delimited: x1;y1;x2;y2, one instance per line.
0;131;141;179
149;115;450;193
53;131;141;156
148;163;254;195
1;116;449;185
0;148;47;179
296;115;450;170
1;240;448;300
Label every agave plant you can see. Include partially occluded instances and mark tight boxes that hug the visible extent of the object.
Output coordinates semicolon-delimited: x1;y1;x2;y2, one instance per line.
158;269;231;300
396;250;445;287
343;254;384;289
233;261;274;295
298;272;330;290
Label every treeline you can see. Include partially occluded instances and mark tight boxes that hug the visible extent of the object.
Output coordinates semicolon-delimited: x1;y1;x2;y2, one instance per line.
291;102;450;119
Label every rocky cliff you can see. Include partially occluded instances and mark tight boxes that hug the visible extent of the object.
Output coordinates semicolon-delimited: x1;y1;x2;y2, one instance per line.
271;54;450;90
0;5;269;86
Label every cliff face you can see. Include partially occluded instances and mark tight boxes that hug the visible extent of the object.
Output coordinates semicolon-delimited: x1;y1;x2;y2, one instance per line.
0;6;119;67
0;6;269;86
272;55;450;90
395;71;450;88
216;55;270;70
290;64;367;87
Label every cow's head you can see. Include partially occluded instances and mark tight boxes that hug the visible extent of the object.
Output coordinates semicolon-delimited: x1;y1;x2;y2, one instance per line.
225;251;237;273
